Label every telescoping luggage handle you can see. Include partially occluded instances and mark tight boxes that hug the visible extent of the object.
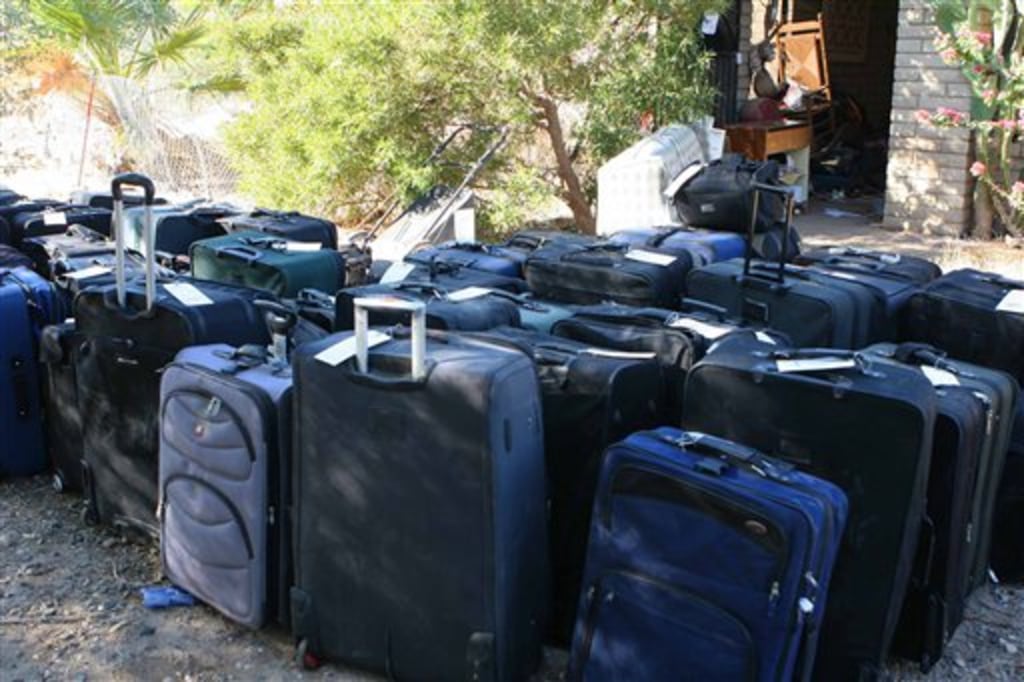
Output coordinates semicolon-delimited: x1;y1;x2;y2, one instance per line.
743;181;796;284
352;297;427;381
111;173;157;311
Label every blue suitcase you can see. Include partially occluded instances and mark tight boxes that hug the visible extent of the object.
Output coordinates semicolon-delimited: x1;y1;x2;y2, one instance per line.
0;267;64;477
608;226;746;266
406;241;526;278
568;428;847;682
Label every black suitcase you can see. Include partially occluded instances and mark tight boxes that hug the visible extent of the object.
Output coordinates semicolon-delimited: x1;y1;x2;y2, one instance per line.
684;337;937;681
992;401;1024;582
394;257;531;294
335;281;521;332
686;186;867;347
501;228;594;256
0;199;63;244
291;300;548;679
524;240;693;308
797;246;941;285
74;174;271;536
220;208;338;250
674;154;784;232
9;205;113;245
0;244;34;269
904;269;1024;382
473;327;664;643
39;322;86;493
0;187;23;205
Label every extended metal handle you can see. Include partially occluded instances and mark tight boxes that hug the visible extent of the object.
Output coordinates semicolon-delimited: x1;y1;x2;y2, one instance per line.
111;173;157;311
352;297;427;380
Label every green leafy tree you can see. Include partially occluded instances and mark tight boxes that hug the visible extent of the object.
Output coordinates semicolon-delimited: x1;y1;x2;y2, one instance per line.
219;0;725;232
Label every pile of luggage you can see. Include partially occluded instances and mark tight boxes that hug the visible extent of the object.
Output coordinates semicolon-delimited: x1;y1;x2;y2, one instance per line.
1;170;1022;682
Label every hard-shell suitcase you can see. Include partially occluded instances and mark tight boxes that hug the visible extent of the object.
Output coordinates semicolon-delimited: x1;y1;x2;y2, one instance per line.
70;189;167;211
904;269;1024;382
0;199;63;245
552;303;788;426
475;327;664;643
75;175;270;536
190;230;368;298
567;428;847;682
40;321;87;492
797;246;941;285
335;281;521;332
0;267;63;477
686;187;865;348
219;209;338;250
992;401;1024;582
159;301;306;628
683;338;937;680
291;299;549;679
524;241;693;309
9;205;113;245
407;242;526;279
123;201;238;257
867;343;1019;593
608;225;747;266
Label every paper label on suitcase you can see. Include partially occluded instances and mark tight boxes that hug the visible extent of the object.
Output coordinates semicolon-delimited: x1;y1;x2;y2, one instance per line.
284;240;321;252
61;264;112;281
163;282;214;307
920;365;961;387
379;261;416;284
775;357;856;373
996;290;1024;314
43;211;67;227
584;348;657;360
668;316;733;339
315;330;390;367
625;250;677;267
447;286;493;302
754;331;778;345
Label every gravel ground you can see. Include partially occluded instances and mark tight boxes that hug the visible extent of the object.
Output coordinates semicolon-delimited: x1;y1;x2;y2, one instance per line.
2;474;1023;681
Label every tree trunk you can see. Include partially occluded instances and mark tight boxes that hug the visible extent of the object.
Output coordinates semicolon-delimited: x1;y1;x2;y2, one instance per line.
973;181;995;240
531;93;597;234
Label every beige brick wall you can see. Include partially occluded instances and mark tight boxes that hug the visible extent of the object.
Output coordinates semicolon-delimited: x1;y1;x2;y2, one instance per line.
884;0;973;236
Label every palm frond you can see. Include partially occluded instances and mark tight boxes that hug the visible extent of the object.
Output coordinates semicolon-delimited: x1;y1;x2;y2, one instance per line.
129;23;206;77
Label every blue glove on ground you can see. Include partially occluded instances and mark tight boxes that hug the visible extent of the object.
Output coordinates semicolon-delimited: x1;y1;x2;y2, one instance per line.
140;585;196;609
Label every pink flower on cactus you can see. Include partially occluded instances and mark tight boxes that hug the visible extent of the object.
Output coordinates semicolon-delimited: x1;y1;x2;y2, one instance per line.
983;89;998;105
975;31;993;47
970;162;987;178
915;109;933;124
936;107;967;125
999;119;1018;131
1013;181;1024;195
940;48;958;64
973;64;987;75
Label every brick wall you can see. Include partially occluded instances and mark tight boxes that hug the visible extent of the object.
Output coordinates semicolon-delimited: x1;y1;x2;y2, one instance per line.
883;0;973;236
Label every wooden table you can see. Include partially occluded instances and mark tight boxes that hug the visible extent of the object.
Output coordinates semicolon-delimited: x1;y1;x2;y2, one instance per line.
724;120;812;201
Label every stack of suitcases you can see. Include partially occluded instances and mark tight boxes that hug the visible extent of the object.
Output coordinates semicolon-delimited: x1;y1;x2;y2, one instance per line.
0;164;1022;682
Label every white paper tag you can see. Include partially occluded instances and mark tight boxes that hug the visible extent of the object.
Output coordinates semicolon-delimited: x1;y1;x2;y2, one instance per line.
921;365;961;387
669;317;733;340
702;12;720;35
43;211;67;227
61;264;112;281
380;261;417;284
755;331;778;345
454;208;476;243
447;286;493;302
996;290;1024;314
315;330;391;367
584;348;657;360
625;250;676;267
776;358;857;374
284;240;321;252
163;282;214;307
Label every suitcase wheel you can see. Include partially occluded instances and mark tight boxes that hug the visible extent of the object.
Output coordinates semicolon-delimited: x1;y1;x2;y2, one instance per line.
52;473;65;494
295;638;320;671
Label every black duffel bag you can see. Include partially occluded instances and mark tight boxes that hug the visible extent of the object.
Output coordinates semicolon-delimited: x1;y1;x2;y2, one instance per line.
674;154;783;233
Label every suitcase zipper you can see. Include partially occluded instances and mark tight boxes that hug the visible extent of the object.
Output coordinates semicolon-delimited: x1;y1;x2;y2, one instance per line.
162;473;255;560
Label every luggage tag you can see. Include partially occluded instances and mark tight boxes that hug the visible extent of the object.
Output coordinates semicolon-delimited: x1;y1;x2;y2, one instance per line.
284;240;322;252
583;348;657;360
61;264;112;281
775;357;856;373
996;290;1024;315
163;282;214;307
379;261;416;284
920;365;961;387
625;250;676;267
43;211;67;227
754;331;778;345
447;286;493;302
315;330;391;367
669;316;733;340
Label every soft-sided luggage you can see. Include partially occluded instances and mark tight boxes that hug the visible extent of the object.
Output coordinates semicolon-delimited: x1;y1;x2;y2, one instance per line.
475;327;663;643
407;242;526;279
0;199;63;244
74;174;270;536
0;267;63;477
524;240;693;309
40;322;86;493
608;225;747;266
70;189;167;211
686;186;866;348
190;230;368;298
0;187;23;205
797;246;941;285
552;303;789;426
684;337;937;680
291;299;549;679
8;205;113;245
335;281;520;332
159;300;307;628
218;209;338;250
904;269;1024;382
0;244;34;269
867;343;1019;594
567;428;847;682
502;229;594;257
123;200;238;257
992;401;1024;582
674;154;784;233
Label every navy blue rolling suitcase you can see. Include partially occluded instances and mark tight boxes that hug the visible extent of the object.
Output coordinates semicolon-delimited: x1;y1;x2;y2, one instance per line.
0;199;62;245
992;401;1024;582
9;205;113;245
0;267;63;477
797;246;941;285
335;281;520;332
406;242;526;279
220;209;338;250
568;428;847;682
608;226;747;266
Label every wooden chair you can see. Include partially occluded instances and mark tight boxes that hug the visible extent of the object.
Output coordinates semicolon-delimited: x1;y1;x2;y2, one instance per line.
775;13;836;147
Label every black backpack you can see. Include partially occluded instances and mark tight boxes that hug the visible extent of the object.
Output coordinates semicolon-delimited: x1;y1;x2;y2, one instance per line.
674;154;783;233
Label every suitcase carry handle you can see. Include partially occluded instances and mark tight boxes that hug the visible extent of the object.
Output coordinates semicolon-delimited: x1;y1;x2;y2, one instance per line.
216;245;264;264
976;272;1024;289
564;243;626;267
743;182;795;285
679;298;730;317
111;173;157;312
655;431;794;482
353;297;427;381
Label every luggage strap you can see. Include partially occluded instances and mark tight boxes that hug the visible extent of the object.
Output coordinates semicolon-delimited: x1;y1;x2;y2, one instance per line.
657;431;796;483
